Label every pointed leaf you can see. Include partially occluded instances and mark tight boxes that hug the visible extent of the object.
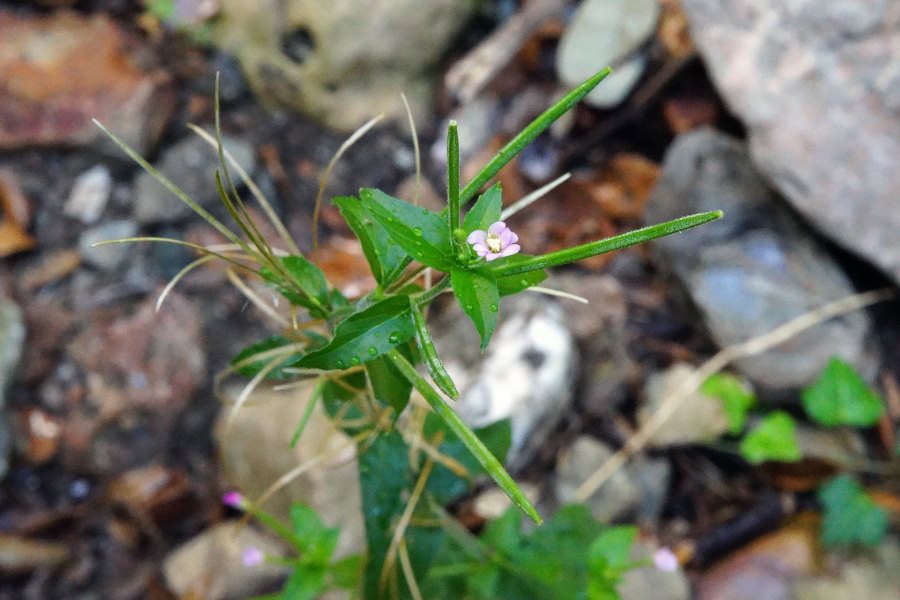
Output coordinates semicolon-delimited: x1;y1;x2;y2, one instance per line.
462;184;502;234
231;336;301;379
739;411;802;464
702;373;756;434
493;255;547;296
450;267;500;351
818;475;888;547
282;255;329;308
359;188;455;271
366;343;414;417
411;302;459;399
802;357;884;427
294;296;415;370
333;195;410;285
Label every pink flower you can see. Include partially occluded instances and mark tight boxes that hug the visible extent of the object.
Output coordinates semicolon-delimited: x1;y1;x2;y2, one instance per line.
222;490;246;509
242;546;265;567
652;547;679;572
466;221;520;261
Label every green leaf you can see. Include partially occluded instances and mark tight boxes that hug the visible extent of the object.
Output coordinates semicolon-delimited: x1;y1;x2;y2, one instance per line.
359;188;455;271
818;475;888;547
447;121;461;237
450;267;500;351
294;296;415;370
462;184;502;233
411;302;459;399
588;526;638;573
330;554;364;590
425;417;512;506
739;411;802;464
230;336;300;379
281;255;329;309
386;349;541;524
702;373;756;434
460;68;612;206
334;195;410;285
494;256;547;296
282;564;327;600
366;345;414;417
482;211;724;278
289;503;339;564
802;357;884;427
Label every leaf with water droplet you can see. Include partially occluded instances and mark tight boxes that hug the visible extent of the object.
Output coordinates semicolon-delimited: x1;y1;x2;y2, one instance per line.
333;195;410;285
358;188;455;271
462;183;502;233
295;295;416;370
450;267;500;351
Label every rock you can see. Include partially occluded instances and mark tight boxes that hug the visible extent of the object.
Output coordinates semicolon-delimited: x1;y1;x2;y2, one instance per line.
646;129;877;392
133;134;255;224
65;291;205;474
556;0;660;108
65;165;113;224
621;541;691;600
639;363;731;448
0;11;175;154
630;455;672;522
215;382;365;559
437;294;579;471
554;436;640;523
163;521;288;600
0;296;25;479
680;0;900;286
791;536;900;600
696;518;822;600
78;220;139;270
213;0;475;131
430;96;501;168
543;272;638;416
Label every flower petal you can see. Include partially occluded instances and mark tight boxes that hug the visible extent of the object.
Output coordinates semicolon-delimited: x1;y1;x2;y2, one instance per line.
509;231;519;244
499;244;520;257
485;252;502;261
467;230;487;244
488;221;507;236
498;228;514;247
473;243;489;256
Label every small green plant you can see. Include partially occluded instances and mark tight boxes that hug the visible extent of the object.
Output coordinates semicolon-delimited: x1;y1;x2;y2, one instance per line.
704;358;890;549
98;68;717;597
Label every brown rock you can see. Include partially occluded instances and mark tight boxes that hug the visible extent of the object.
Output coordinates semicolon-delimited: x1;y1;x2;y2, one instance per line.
0;11;174;154
64;291;205;473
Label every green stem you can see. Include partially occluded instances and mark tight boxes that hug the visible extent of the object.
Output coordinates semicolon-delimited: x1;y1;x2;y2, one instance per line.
485;211;723;277
447;121;461;239
459;68;612;206
386;350;542;525
412;277;452;306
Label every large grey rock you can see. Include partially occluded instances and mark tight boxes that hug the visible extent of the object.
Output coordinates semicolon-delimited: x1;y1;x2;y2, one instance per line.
792;536;900;600
435;294;579;471
134;134;255;224
646;129;877;392
554;436;640;523
214;0;475;131
556;0;660;107
215;382;365;560
163;521;288;600
0;297;25;479
681;0;900;285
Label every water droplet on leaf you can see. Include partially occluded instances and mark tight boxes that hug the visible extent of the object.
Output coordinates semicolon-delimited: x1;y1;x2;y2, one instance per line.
367;346;378;356
350;356;361;365
489;304;498;312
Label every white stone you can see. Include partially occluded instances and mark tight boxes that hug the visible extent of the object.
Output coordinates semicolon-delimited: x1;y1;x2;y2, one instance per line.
65;165;112;224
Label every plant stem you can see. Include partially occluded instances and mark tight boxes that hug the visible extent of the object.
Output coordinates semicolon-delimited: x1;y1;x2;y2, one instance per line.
386;349;542;524
459;67;612;206
485;211;723;277
412;276;451;306
447;121;461;240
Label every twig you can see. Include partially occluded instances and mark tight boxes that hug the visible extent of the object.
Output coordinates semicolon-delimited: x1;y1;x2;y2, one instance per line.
574;288;896;502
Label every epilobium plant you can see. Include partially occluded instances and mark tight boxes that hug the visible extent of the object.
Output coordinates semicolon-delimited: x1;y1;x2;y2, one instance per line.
97;67;720;598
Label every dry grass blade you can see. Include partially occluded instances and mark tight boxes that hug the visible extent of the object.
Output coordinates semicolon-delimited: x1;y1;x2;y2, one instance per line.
92;237;259;273
574;287;896;502
501;172;571;220
398;538;424;600
527;286;588;303
188;123;302;256
379;432;441;593
313;114;385;253
226;268;291;329
400;93;422;207
156;254;216;312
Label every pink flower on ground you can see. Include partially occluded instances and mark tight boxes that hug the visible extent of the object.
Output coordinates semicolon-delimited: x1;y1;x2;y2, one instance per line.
222;490;246;509
467;221;520;262
652;547;679;572
242;546;265;568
